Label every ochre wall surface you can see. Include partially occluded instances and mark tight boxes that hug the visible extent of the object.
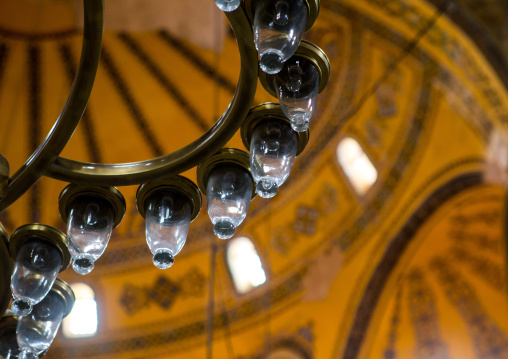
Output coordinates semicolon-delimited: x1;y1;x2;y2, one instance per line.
0;0;507;358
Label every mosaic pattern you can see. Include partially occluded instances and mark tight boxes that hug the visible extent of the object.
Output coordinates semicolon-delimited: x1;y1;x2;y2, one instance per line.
47;269;306;358
407;269;450;359
342;173;481;358
119;267;206;315
431;258;508;359
383;287;402;359
449;246;505;292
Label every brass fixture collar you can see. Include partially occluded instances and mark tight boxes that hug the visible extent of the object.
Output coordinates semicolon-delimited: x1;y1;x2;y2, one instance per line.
0;315;17;334
8;224;71;272
51;278;76;318
259;40;331;98
58;185;126;229
241;103;309;156
196;148;256;199
136;176;203;222
0;315;18;351
244;0;320;32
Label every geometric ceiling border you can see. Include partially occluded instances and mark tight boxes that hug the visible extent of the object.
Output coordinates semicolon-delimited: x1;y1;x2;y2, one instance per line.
427;0;508;89
0;26;78;41
47;268;307;358
338;171;482;358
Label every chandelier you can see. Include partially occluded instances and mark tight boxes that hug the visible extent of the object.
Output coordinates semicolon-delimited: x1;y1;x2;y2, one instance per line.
0;0;330;358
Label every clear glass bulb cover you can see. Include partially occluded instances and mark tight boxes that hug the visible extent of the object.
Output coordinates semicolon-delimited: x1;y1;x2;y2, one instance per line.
11;241;62;316
274;57;319;132
145;190;192;269
17;290;65;358
206;165;253;239
67;196;115;275
250;120;298;198
215;0;240;12
254;0;308;74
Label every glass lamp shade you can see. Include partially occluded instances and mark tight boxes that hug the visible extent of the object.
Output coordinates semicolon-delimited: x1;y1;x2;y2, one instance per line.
66;196;115;275
10;241;62;317
215;0;240;12
254;0;308;74
274;56;319;132
145;190;192;269
17;289;66;359
206;165;253;239
250;120;298;198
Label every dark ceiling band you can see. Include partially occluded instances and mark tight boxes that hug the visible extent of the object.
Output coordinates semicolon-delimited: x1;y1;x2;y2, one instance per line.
58;42;102;163
157;30;237;95
117;33;209;132
0;43;9;84
28;45;41;223
0;26;78;41
100;45;164;157
342;172;482;359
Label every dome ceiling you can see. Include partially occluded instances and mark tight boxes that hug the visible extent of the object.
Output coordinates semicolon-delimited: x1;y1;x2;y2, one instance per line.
0;0;507;358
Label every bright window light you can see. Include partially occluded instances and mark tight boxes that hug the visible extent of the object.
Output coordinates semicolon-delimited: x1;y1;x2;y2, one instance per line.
227;237;266;294
62;283;98;338
337;137;377;195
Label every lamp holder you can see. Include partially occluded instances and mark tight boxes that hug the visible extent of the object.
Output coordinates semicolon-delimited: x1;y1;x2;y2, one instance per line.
58;184;127;229
196;148;257;199
0;316;19;355
243;0;320;32
259;40;331;98
8;224;71;272
241;102;310;156
136;176;203;222
50;278;75;318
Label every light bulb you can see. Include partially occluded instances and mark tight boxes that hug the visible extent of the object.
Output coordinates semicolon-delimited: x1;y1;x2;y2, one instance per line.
215;0;240;12
250;119;298;198
254;0;308;74
145;190;192;269
17;286;67;359
206;165;253;239
11;241;62;317
274;57;319;132
67;196;115;275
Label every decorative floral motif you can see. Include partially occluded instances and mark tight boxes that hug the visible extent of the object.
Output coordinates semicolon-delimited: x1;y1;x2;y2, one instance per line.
407;268;450;359
431;258;508;359
119;266;207;315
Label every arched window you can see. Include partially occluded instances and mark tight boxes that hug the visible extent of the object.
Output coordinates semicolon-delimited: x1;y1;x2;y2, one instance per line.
62;283;98;338
227;237;266;294
337;137;377;195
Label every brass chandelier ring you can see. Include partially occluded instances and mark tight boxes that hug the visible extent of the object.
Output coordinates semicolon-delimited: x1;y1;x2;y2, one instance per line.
46;7;259;187
0;0;104;212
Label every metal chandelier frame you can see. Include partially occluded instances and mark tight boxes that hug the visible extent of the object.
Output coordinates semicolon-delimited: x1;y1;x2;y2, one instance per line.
0;0;330;338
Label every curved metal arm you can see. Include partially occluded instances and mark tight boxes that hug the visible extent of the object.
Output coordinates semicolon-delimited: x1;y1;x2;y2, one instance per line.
0;0;104;212
45;7;258;187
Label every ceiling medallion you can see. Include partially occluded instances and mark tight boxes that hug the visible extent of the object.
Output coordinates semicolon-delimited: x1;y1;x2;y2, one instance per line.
0;0;329;357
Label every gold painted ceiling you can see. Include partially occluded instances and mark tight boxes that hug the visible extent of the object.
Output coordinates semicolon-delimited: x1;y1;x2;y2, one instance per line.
0;0;508;358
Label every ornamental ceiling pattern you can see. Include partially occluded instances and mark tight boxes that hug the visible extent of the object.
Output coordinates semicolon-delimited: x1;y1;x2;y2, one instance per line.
0;0;507;358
